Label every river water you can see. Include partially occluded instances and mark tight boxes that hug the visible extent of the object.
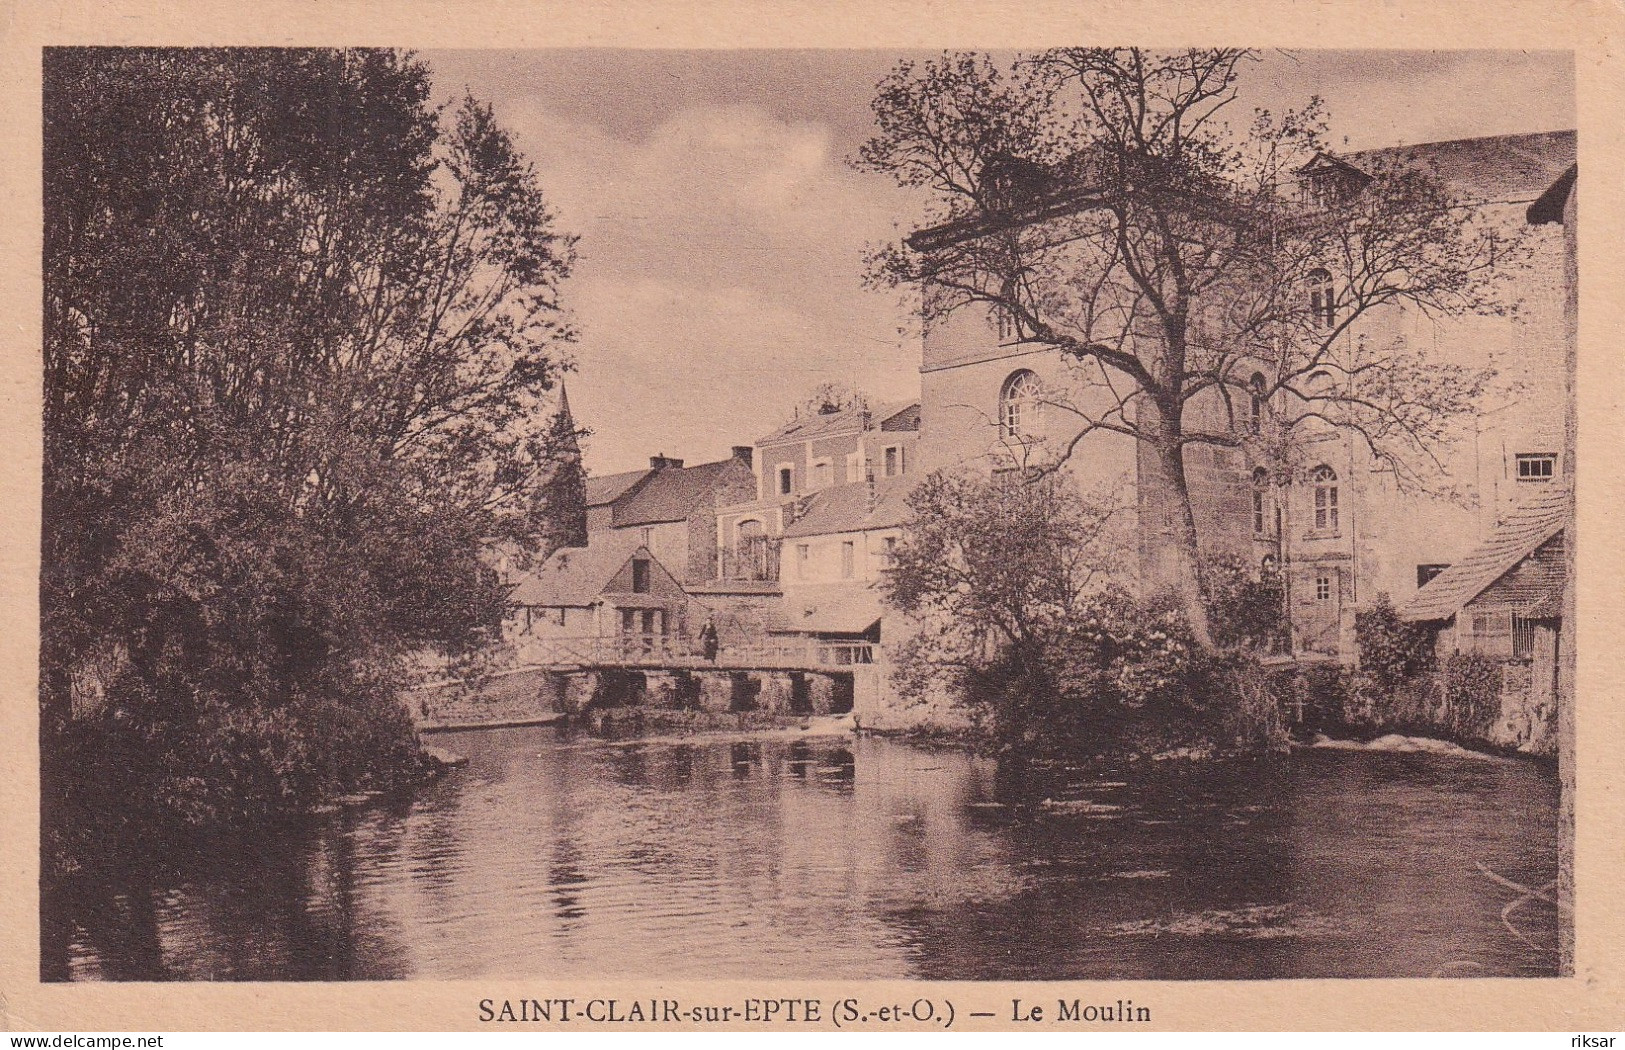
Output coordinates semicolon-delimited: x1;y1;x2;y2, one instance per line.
46;726;1561;981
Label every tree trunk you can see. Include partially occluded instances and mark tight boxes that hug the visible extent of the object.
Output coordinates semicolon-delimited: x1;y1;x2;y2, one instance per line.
1135;398;1213;647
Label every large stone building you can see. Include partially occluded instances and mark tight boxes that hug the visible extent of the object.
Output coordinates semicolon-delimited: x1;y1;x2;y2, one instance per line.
1268;132;1574;657
907;130;1575;662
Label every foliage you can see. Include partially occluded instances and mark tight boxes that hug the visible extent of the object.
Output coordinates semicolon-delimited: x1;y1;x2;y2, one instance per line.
883;470;1282;755
1441;650;1503;739
799;381;870;417
1354;593;1437;690
41;48;577;836
1199;551;1285;652
883;469;1121;653
857;48;1514;644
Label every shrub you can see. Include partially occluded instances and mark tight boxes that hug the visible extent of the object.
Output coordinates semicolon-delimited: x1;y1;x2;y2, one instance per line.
1355;594;1436;691
1441;650;1502;741
1200;552;1285;652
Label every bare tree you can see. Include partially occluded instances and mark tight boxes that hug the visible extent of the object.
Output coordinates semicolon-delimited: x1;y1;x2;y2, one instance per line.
858;48;1513;644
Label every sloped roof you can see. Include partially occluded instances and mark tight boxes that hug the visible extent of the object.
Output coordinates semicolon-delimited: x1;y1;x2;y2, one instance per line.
879;403;922;432
756;400;920;446
585;467;651;508
1340;130;1576;204
1528;164;1577;225
509;533;648;607
781;474;914;539
612;457;737;527
771;583;886;635
1399;484;1569;622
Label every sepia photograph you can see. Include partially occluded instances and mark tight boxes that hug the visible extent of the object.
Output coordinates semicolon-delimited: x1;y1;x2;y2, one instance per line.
31;36;1588;996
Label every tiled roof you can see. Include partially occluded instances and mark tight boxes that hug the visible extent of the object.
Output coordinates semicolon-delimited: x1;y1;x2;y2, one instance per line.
1341;130;1576;204
756;400;920;446
509;533;648;607
771;583;885;635
880;403;922;432
611;457;736;527
781;474;914;539
1399;483;1569;622
585;467;651;508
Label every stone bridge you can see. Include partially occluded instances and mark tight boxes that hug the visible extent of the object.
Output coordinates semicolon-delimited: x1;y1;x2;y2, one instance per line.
417;637;886;730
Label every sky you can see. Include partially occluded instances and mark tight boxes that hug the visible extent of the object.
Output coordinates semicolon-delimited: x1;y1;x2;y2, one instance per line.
419;49;1575;476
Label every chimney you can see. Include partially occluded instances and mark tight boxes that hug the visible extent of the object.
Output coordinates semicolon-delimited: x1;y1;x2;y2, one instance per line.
649;454;684;470
732;445;754;467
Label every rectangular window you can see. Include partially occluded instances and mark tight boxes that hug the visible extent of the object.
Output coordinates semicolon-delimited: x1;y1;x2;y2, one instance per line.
1513;615;1537;659
796;544;810;579
1417;564;1450;588
1516;453;1556;481
881;536;898;567
884;446;899;478
631;558;651;594
1315;575;1331;601
778;466;793;495
620;608;637;634
554;607;566;627
813;460;833;489
1314;487;1338;532
841;541;855;579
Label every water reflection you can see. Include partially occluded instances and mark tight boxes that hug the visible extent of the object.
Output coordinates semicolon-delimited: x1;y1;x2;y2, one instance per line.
47;730;1561;980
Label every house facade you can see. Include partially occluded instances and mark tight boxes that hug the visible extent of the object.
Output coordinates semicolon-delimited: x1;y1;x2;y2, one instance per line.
585;449;757;585
714;401;920;583
502;534;692;658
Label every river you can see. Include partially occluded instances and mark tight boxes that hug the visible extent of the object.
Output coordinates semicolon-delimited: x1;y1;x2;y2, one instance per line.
44;726;1561;980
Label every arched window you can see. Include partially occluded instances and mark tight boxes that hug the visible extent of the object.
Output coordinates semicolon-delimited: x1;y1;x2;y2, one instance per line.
1252;467;1270;535
1307;268;1335;328
1312;465;1339;532
1000;369;1042;439
1248;372;1267;433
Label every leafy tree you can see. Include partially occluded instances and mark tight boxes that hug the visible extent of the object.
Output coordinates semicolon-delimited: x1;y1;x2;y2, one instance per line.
41;48;577;836
799;381;870;417
858;48;1512;645
881;469;1122;742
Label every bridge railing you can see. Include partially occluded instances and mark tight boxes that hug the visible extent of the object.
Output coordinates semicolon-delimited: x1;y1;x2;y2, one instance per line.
516;635;876;670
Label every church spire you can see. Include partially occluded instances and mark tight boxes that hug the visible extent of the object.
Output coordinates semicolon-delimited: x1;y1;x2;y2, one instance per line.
532;381;587;552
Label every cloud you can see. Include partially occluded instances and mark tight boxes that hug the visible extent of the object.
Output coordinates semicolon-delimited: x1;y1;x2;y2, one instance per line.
496;99;925;473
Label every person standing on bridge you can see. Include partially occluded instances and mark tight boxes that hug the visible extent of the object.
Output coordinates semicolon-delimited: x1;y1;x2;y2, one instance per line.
699;618;719;662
